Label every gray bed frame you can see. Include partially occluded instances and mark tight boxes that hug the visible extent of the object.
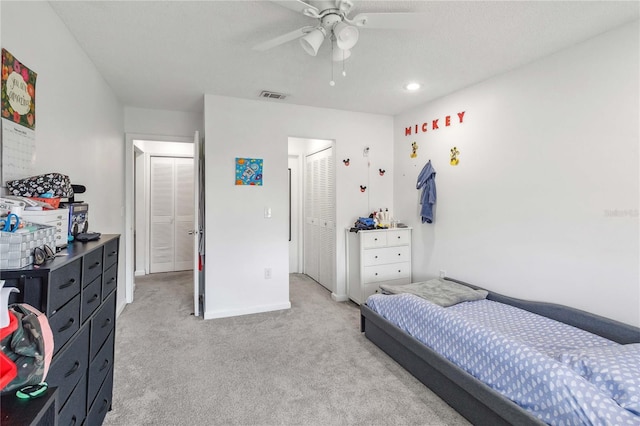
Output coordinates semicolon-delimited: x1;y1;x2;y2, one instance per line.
360;277;640;426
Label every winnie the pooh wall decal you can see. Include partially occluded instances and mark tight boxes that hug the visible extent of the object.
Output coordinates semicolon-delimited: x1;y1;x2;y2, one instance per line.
379;169;385;176
343;159;350;166
410;142;418;158
360;185;367;193
450;146;460;166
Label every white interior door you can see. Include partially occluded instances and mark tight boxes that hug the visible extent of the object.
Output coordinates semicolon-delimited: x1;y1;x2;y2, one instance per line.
149;156;194;273
303;147;335;291
193;131;204;317
150;157;175;273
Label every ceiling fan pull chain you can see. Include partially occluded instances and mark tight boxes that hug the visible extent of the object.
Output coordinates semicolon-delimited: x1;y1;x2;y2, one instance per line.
330;31;336;86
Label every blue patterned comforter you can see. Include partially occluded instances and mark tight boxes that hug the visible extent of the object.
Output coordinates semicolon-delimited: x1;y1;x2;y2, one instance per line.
366;293;640;425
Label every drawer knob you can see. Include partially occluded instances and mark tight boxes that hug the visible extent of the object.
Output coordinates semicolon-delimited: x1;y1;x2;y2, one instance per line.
109;250;117;257
88;294;99;304
64;361;80;378
99;358;110;372
70;416;77;426
375;273;378;276
374;238;377;241
59;278;76;289
58;318;75;333
397;236;401;239
398;269;401;273
374;256;378;259
397;253;401;256
89;261;101;270
102;318;112;328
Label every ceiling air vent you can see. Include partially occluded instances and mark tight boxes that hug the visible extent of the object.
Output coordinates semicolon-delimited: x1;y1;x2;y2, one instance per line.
259;90;287;100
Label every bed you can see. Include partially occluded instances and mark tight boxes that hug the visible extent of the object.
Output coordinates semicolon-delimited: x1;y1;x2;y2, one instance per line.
360;278;640;425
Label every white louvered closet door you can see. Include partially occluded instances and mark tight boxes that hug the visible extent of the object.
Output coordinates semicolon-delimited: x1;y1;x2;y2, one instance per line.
304;147;335;292
149;156;194;273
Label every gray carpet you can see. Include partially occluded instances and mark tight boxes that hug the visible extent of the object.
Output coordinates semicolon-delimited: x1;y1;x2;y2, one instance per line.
104;272;469;425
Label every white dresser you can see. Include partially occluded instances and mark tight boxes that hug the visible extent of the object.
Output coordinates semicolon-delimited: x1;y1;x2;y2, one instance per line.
346;228;412;305
21;208;70;248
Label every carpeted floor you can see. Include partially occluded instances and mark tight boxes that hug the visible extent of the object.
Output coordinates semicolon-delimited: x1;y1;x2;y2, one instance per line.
103;272;469;425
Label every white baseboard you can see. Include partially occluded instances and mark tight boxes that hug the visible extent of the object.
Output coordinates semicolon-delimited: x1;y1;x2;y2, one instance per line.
134;269;146;276
203;301;292;320
331;293;349;302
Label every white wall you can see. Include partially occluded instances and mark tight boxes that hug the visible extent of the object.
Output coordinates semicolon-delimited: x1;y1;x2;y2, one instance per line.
204;95;393;319
125;106;203;138
394;21;639;326
1;2;126;309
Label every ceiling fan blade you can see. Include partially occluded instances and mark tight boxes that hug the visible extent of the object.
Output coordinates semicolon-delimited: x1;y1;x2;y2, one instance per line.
350;12;428;30
270;0;320;17
253;26;315;51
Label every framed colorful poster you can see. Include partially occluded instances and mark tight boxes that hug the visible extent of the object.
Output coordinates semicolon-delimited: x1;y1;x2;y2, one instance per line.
235;158;263;186
2;49;37;130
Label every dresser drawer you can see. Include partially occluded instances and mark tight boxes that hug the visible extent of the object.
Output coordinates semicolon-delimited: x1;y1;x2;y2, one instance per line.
361;232;387;249
386;229;411;246
87;367;113;426
81;276;102;323
48;259;82;315
83;247;104;287
363;246;411;266
47;325;89;408
102;263;117;302
88;331;114;408
103;238;119;270
90;292;115;361
58;374;87;426
50;294;81;354
363;262;411;283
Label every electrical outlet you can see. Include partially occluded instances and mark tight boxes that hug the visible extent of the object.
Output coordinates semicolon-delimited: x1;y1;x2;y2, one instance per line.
264;268;272;279
439;270;446;279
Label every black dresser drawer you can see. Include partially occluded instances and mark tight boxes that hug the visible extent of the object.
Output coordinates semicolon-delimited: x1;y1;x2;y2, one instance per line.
48;259;82;315
87;331;114;408
103;238;118;270
81;276;102;324
50;294;81;354
83;247;104;287
102;263;117;302
90;292;115;361
47;326;89;408
86;367;113;426
58;374;87;426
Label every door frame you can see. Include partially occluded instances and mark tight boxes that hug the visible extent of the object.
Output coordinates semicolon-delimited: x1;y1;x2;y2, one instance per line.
125;133;193;304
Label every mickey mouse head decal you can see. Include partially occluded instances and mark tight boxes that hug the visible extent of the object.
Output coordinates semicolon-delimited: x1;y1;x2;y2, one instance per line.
343;159;350;166
379;169;385;176
360;185;367;193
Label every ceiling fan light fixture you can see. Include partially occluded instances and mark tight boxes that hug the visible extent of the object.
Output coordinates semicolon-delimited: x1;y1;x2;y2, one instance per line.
332;44;351;62
333;22;359;50
300;27;326;56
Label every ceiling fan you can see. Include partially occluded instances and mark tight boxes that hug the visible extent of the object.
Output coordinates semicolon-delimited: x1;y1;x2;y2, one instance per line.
253;0;426;61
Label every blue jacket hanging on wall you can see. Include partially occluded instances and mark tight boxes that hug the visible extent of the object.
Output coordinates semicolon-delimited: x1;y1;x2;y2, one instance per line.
416;160;437;223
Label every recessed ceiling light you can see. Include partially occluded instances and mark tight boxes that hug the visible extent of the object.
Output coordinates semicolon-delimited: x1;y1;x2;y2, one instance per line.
404;82;421;91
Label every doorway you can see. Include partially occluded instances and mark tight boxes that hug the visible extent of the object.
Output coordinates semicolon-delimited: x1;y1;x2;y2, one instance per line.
288;137;336;293
133;140;194;276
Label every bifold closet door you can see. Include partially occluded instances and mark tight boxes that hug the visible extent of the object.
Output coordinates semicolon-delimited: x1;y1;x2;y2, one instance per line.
149;157;194;273
304;147;335;292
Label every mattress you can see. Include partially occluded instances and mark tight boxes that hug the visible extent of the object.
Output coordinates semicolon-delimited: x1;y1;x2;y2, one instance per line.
366;293;640;425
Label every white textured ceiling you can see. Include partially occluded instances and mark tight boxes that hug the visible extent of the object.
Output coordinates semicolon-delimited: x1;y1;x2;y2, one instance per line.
49;1;639;115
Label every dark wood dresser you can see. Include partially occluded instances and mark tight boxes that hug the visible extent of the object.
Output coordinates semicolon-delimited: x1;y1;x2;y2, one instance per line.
1;234;120;426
